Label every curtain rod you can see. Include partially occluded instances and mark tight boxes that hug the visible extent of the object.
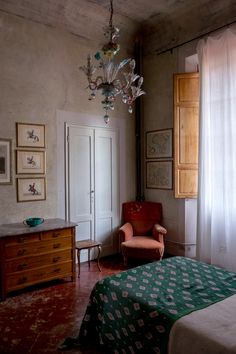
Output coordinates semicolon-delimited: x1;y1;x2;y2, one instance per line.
156;18;236;56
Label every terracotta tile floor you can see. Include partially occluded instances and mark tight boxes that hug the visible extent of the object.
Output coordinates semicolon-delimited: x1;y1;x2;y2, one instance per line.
0;254;127;354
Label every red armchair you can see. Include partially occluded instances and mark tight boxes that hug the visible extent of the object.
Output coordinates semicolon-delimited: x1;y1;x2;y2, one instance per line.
119;201;167;265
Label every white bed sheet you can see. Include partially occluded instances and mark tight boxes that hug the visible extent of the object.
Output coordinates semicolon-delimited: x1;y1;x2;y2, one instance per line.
168;294;236;354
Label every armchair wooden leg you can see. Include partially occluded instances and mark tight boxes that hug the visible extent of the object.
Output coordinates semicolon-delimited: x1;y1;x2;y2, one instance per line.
123;255;128;266
159;248;164;260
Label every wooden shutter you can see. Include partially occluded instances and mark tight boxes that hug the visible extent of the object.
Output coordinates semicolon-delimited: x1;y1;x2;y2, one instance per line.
174;72;199;198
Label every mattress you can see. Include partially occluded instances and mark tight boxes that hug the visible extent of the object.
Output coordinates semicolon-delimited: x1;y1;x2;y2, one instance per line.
169;293;236;354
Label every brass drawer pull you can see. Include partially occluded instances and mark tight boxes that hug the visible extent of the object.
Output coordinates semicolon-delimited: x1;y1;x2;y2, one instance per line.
54;268;61;273
18;276;27;284
17;263;28;271
17;249;26;256
37;273;44;277
53;243;61;249
52;232;60;238
52;256;61;263
37;246;45;250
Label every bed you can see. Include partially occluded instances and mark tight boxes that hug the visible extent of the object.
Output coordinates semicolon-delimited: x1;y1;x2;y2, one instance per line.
62;257;236;353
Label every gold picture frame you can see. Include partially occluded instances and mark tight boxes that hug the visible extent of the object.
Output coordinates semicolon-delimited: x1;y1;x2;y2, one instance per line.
0;138;12;185
16;150;46;174
17;177;46;202
16;123;45;148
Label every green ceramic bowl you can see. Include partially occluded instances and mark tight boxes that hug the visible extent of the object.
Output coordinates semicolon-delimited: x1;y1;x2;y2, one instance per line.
23;217;44;227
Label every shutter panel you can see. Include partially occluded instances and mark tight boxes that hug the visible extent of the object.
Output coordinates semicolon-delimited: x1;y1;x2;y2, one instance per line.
174;73;199;198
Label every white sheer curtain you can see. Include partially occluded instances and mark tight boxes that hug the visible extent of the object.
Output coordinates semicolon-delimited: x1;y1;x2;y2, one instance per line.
197;26;236;272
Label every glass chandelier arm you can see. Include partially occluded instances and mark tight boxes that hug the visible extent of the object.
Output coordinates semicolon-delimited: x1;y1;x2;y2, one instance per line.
80;55;97;80
119;74;145;106
131;84;145;100
88;76;104;91
112;79;122;95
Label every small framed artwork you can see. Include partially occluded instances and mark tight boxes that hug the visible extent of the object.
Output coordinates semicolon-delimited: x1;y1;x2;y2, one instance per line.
146;160;172;189
146;128;172;159
17;177;46;202
16;123;45;148
16;150;46;174
0;138;12;185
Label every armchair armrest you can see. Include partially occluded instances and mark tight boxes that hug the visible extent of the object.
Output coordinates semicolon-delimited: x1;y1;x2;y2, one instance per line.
152;223;167;244
118;222;133;242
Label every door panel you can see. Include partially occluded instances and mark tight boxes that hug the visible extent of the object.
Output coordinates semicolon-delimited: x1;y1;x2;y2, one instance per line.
95;129;118;257
68;126;94;243
95;135;112;213
97;217;113;251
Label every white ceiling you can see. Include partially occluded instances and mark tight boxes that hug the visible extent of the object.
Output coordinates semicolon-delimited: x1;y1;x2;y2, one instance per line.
0;0;236;54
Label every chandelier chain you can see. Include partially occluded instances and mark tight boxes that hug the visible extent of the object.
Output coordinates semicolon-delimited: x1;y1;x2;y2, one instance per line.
109;0;113;29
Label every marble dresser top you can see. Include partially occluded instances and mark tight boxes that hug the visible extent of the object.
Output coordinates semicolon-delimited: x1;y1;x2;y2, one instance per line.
0;218;77;238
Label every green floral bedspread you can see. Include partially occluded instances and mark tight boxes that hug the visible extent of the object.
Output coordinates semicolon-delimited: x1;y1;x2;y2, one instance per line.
79;257;236;353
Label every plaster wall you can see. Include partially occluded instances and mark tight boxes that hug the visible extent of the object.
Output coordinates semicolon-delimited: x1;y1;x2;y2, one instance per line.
143;40;199;256
0;12;136;224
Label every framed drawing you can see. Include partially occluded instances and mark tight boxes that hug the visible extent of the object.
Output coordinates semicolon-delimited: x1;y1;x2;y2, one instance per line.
16;150;45;174
16;123;45;148
17;177;46;202
146;129;172;159
146;160;172;189
0;138;12;184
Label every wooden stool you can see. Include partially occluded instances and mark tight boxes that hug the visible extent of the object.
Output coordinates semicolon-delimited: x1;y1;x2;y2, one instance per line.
75;240;102;277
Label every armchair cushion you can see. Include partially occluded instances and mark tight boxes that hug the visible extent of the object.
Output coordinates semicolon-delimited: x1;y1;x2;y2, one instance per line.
121;236;163;260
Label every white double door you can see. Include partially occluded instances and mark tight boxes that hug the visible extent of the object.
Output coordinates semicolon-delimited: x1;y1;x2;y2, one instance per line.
67;125;119;260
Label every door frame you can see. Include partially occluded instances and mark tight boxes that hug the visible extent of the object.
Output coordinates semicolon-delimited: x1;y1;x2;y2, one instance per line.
56;110;130;221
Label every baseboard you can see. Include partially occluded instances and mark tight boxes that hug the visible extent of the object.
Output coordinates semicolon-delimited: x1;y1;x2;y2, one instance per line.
165;240;196;258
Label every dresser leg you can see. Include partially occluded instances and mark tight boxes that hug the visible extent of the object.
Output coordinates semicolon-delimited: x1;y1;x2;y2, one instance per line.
97;245;102;272
77;249;80;277
0;293;6;301
88;249;91;268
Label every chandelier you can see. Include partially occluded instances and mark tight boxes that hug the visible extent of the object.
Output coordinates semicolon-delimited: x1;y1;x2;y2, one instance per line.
80;0;145;124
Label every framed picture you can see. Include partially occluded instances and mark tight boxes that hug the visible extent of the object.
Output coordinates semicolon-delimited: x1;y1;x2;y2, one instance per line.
16;123;45;148
17;177;46;202
146;160;172;189
0;138;12;184
146;129;172;159
16;150;45;174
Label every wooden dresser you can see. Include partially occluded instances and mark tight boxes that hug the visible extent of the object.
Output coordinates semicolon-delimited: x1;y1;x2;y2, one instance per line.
0;218;77;300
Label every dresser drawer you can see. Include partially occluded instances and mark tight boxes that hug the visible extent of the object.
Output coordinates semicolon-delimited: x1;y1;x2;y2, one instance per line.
4;233;41;246
41;228;73;240
5;237;72;259
5;249;72;274
6;261;73;291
